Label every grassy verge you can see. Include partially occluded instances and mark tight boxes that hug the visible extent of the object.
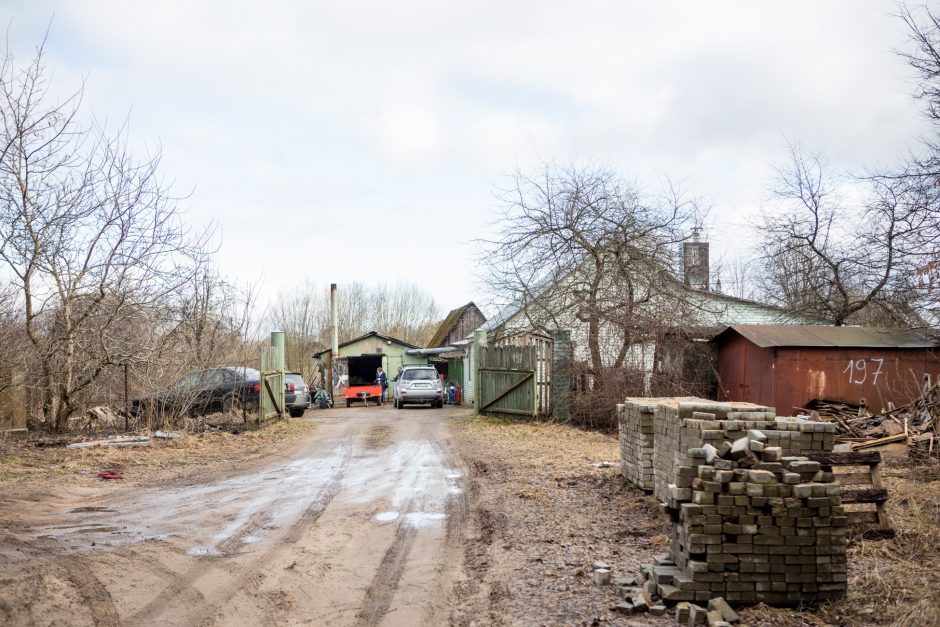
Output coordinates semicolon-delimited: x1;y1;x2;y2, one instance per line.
0;418;316;488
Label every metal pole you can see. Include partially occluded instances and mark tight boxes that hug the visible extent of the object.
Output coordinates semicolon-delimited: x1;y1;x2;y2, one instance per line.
330;283;338;398
331;283;339;356
124;363;129;432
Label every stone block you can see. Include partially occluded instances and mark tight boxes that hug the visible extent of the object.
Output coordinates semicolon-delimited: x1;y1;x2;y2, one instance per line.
707;597;739;623
748;429;768;443
747;470;776;484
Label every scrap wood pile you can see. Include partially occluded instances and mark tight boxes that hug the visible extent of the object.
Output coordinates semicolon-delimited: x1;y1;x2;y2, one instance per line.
807;381;940;457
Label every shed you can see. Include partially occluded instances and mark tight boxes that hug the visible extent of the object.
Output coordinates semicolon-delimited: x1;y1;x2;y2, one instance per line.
314;331;429;394
427;302;486;348
714;325;940;414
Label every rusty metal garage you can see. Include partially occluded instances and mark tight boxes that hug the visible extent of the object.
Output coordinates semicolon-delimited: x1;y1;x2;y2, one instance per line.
713;325;940;414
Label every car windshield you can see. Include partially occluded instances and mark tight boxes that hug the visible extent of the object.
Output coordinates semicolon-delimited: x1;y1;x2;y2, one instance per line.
285;373;305;385
233;367;261;381
402;369;437;381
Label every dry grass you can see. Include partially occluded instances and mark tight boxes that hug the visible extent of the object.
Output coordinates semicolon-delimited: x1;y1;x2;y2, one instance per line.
0;418;316;488
455;413;622;463
453;415;672;625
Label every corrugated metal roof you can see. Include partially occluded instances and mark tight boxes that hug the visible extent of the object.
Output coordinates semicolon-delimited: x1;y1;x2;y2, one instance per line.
717;325;940;349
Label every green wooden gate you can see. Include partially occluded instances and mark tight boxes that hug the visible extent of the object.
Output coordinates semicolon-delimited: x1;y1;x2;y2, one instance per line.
477;345;537;417
260;344;285;421
447;358;464;387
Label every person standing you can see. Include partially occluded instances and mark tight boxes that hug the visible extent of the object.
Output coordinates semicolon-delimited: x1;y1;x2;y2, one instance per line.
376;367;388;402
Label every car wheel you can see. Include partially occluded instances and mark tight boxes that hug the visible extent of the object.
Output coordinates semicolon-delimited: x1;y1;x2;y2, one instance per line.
222;396;244;420
346;399;352;408
288;408;305;418
397;400;404;410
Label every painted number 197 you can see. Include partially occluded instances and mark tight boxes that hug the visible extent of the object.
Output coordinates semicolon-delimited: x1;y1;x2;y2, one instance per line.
843;358;885;386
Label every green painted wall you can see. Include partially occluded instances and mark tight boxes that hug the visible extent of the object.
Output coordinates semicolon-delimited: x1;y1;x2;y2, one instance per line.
320;334;428;394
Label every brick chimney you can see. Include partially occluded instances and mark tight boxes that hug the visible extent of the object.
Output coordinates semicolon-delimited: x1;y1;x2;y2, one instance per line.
682;228;709;291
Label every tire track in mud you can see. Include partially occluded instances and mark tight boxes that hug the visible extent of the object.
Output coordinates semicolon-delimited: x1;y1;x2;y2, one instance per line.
127;443;352;626
58;555;122;627
427;435;468;551
0;535;122;627
356;432;462;627
172;444;353;626
216;510;272;556
354;521;417;626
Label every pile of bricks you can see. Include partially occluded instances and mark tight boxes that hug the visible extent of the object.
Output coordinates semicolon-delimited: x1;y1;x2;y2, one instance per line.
617;398;835;500
617;399;666;492
645;426;847;605
617;397;846;607
652;401;776;502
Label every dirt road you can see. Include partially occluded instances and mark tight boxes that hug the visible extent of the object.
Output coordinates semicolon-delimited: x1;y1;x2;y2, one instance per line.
0;405;467;626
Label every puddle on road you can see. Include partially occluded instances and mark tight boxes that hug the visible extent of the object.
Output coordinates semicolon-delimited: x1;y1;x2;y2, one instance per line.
73;526;120;534
374;510;446;527
188;546;220;557
68;506;114;514
403;512;446;528
374;511;399;523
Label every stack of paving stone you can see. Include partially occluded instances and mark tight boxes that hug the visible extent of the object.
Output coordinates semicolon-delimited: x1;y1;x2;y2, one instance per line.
643;427;847;606
617;398;670;492
651;400;777;503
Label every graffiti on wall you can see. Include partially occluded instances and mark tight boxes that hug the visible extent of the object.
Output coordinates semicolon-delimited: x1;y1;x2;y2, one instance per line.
842;358;885;386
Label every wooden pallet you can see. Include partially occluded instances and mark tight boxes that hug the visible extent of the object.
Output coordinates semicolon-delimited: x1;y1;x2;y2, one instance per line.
805;451;895;539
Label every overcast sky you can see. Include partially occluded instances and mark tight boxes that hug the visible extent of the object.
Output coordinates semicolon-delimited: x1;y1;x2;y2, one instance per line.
0;0;932;317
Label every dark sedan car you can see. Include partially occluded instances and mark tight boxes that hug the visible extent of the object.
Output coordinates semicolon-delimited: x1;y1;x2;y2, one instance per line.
284;371;311;417
131;367;262;420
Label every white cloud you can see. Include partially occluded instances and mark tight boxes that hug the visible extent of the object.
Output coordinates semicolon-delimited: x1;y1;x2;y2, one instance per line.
0;0;931;313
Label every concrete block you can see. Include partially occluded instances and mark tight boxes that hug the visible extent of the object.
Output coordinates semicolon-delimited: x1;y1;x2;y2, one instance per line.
707;597;739;622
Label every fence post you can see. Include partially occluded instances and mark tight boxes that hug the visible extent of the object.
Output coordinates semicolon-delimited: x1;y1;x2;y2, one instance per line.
473;330;486;416
549;329;571;422
271;331;285;370
270;331;286;419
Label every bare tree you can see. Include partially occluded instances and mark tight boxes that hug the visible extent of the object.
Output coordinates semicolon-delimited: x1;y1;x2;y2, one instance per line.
899;2;940;162
270;280;326;381
269;281;441;377
369;282;440;346
711;255;760;301
0;285;27;429
478;163;698;390
0;40;209;430
756;145;933;326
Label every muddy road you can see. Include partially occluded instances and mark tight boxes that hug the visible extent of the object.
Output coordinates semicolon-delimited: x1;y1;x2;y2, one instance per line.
0;406;468;626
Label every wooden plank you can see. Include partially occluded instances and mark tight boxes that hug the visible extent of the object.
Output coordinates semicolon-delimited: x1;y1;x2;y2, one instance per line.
804;451;882;466
864;442;909;458
877;502;893;531
853;433;907;449
858;527;897;539
833;471;874;487
846;510;879;525
840;488;889;504
479;407;535;417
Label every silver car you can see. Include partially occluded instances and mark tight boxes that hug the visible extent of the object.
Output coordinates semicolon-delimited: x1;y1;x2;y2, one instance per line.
394;366;443;409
